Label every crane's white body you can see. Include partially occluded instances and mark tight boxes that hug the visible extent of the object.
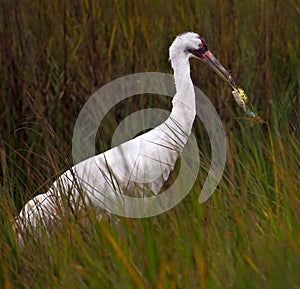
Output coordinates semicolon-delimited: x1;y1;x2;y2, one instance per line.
15;32;203;234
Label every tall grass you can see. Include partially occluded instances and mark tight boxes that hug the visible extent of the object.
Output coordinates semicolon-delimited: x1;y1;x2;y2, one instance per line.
0;0;299;288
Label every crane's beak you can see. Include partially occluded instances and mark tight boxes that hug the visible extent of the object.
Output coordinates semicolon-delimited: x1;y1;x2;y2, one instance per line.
203;50;236;89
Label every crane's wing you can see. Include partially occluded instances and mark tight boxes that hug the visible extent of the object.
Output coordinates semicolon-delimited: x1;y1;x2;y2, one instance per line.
48;117;190;213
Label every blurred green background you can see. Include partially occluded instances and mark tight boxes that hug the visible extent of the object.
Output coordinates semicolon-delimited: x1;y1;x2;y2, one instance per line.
0;1;299;288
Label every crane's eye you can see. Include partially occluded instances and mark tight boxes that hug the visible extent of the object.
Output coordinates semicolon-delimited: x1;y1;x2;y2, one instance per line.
199;37;208;52
186;37;209;59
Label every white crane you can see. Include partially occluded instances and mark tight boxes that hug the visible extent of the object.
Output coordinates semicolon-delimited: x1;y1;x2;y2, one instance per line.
14;32;234;238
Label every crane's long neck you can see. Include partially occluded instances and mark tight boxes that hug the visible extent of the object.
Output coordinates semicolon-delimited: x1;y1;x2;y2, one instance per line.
168;55;196;138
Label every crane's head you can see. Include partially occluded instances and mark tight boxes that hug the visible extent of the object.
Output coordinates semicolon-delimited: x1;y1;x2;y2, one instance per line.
169;32;235;88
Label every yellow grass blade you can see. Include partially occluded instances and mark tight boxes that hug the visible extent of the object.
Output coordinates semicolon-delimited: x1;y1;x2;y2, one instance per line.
108;20;118;61
242;252;259;273
194;244;207;289
101;224;146;289
156;255;167;289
